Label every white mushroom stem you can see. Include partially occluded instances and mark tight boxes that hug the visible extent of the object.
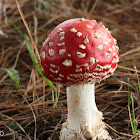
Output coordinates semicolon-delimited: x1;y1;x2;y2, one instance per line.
60;84;111;140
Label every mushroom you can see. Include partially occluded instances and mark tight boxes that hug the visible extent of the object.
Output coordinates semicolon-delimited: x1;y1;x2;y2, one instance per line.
40;18;119;140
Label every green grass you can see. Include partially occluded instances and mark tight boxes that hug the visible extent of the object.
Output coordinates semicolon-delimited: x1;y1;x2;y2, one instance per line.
41;0;49;10
34;0;37;11
0;68;20;90
0;114;16;126
34;0;49;11
128;87;137;139
10;21;58;107
34;0;51;20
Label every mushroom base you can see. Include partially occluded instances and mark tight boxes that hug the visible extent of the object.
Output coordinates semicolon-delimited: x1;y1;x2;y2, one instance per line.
60;122;111;140
60;84;112;140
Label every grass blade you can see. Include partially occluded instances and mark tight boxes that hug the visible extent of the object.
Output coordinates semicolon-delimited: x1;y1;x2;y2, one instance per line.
9;20;24;38
10;21;57;106
41;0;49;10
24;34;57;107
128;87;137;139
0;68;20;90
131;95;137;138
0;114;16;126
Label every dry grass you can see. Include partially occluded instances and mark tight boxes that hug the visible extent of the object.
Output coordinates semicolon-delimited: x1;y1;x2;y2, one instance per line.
0;0;140;139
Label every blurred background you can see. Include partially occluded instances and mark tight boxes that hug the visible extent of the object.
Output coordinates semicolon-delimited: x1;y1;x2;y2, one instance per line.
0;0;140;139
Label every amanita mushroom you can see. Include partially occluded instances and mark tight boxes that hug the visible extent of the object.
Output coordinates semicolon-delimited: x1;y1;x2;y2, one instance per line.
40;18;119;140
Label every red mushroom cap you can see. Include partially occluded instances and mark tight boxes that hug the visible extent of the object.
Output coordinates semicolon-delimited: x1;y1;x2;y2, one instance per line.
40;18;119;85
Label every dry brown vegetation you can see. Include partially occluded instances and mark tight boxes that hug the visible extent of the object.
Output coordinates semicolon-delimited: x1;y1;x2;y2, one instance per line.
0;0;140;139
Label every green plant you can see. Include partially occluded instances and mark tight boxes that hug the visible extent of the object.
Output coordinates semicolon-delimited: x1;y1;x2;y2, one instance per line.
10;21;57;107
34;0;49;11
41;0;49;10
0;68;20;90
128;87;137;140
0;114;15;126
